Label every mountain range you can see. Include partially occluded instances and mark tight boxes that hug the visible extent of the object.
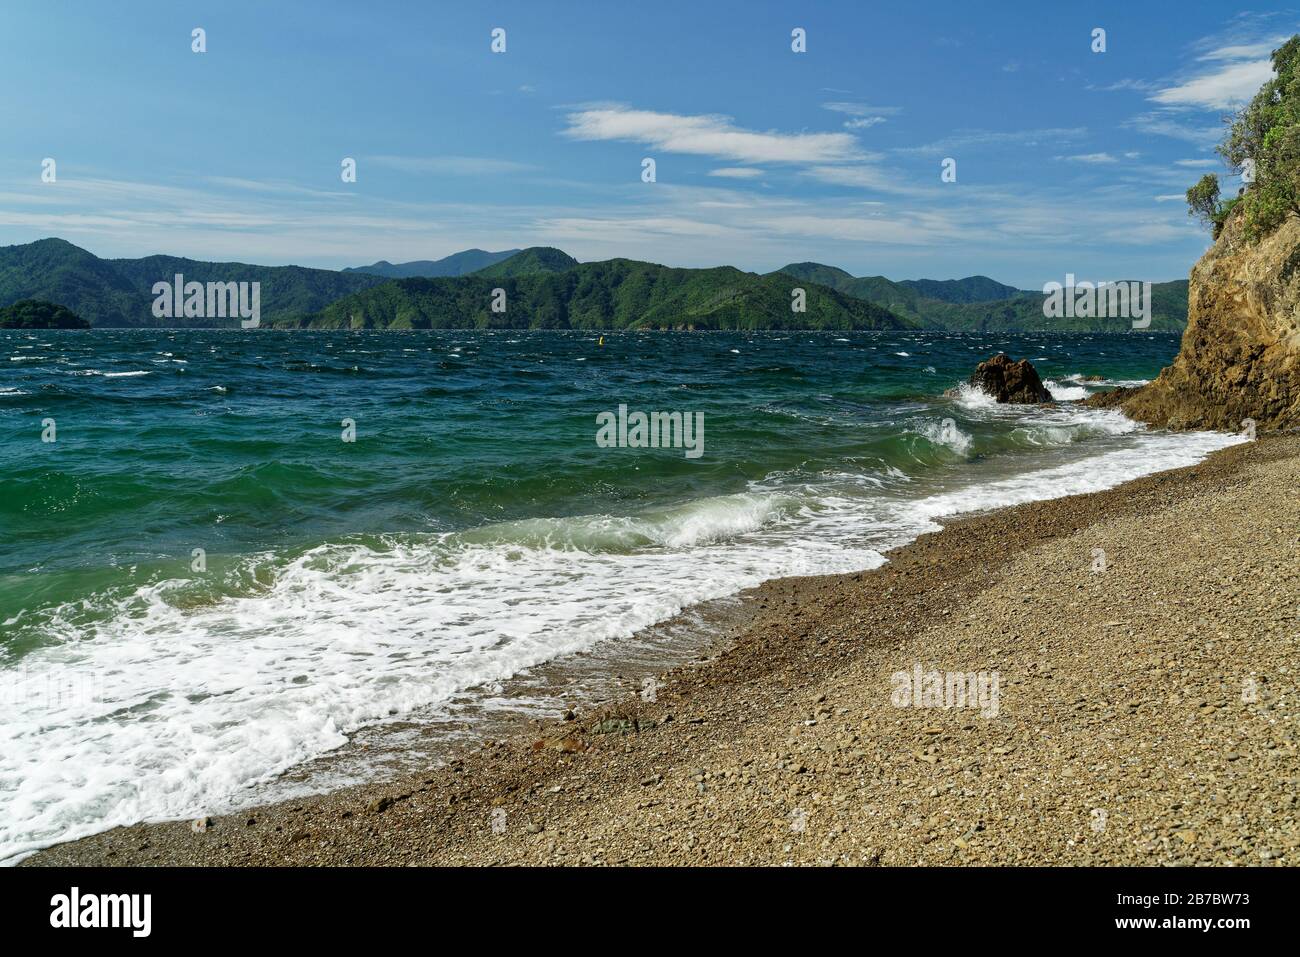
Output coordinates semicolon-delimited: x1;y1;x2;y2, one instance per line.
341;248;520;279
0;238;1188;332
297;257;903;331
773;262;1188;333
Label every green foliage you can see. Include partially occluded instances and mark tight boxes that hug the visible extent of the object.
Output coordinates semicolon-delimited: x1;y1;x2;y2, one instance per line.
342;249;520;278
1186;174;1226;235
472;247;580;279
0;298;90;328
0;238;388;326
775;263;1187;332
291;259;913;331
1215;34;1300;240
897;275;1025;303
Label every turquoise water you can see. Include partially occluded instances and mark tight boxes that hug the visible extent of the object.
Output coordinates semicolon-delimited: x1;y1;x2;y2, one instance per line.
0;328;1242;861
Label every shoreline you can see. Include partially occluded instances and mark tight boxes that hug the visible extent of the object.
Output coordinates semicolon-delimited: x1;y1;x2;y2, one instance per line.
24;432;1300;867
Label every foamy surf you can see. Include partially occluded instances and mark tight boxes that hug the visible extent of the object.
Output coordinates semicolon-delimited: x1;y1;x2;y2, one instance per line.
0;410;1246;864
0;326;1211;865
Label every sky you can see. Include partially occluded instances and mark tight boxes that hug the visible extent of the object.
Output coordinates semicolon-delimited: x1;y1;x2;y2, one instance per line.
0;0;1294;286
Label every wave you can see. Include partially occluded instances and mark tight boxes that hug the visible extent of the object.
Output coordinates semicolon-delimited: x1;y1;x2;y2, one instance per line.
1043;379;1090;401
0;417;1241;864
0;488;881;863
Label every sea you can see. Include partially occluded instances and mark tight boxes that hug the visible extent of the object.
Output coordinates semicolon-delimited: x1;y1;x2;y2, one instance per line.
0;328;1245;862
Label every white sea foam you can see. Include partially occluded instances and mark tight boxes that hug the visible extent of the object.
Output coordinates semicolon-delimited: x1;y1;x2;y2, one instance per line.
917;419;973;456
949;382;1001;410
902;429;1244;524
0;491;880;864
1043;379;1090;401
0;411;1248;864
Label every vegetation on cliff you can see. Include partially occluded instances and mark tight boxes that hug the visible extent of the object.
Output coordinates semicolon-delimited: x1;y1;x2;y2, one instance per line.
1108;40;1300;432
1187;35;1300;240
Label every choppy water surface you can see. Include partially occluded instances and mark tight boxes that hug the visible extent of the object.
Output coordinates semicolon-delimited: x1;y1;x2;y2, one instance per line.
0;329;1242;861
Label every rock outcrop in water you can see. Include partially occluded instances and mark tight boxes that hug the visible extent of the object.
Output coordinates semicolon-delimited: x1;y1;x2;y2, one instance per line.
1090;211;1300;432
967;353;1053;403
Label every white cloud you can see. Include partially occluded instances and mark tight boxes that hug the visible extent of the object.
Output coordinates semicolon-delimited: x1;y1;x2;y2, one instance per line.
1174;158;1219;168
821;102;902;117
708;167;763;179
823;103;897;132
1088;78;1161;93
1151;57;1274;110
1200;39;1287;61
1056;152;1118;164
561;106;863;164
1122;112;1222;145
1149;34;1285;111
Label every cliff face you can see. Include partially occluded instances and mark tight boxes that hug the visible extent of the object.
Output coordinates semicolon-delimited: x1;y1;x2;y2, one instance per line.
1108;211;1300;432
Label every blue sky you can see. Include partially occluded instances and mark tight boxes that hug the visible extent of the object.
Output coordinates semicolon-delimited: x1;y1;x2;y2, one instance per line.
0;1;1294;285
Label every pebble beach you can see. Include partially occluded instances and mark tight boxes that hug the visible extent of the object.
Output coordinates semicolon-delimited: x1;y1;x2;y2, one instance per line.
26;433;1299;867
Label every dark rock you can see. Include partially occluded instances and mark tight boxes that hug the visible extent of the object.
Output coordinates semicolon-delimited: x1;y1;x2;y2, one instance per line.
968;354;1053;403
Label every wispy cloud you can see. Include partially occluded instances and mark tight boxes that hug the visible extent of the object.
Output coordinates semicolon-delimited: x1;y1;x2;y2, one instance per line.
561;106;863;164
205;176;353;199
1056;152;1118;164
802;165;896;190
1151;57;1275;110
843;117;887;130
895;127;1086;155
1122;111;1223;145
821;103;901;117
708;167;763;179
1150;33;1285;110
367;155;536;175
822;102;898;131
1087;78;1162;93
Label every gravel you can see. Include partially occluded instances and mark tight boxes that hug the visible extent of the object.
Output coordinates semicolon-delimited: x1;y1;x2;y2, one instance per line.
25;434;1300;867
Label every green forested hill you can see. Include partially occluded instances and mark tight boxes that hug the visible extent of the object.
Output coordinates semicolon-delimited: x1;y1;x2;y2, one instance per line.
472;247;580;279
287;259;912;330
0;237;1187;331
343;248;520;278
0;238;387;326
773;261;1188;332
898;275;1027;303
0;298;90;328
0;239;143;325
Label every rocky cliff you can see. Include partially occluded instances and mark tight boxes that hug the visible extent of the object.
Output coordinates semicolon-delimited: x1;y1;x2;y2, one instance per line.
1093;210;1300;431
